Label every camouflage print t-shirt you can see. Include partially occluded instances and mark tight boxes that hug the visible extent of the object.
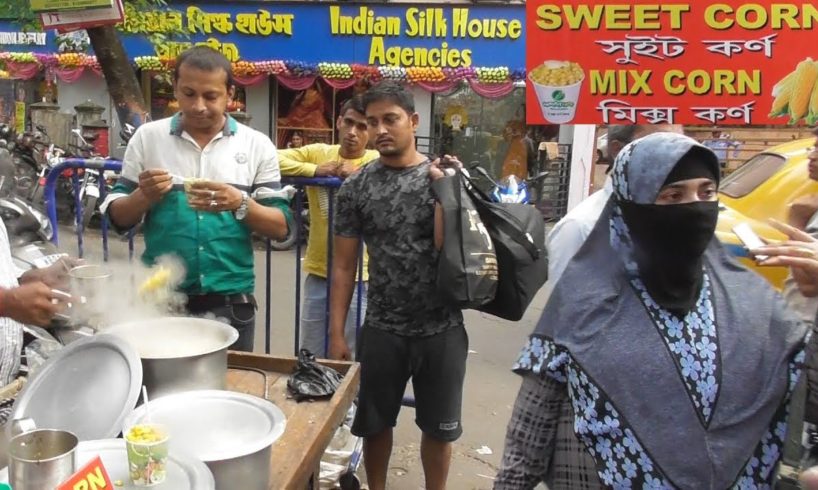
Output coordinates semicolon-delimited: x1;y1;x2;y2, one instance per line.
334;159;464;337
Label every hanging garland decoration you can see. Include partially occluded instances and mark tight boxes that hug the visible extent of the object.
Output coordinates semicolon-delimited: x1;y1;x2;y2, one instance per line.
0;51;526;98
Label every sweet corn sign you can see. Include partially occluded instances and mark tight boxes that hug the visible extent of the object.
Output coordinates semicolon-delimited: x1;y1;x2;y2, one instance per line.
526;1;818;125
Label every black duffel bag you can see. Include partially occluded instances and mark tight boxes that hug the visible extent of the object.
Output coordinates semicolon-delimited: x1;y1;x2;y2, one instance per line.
432;171;498;308
460;171;548;321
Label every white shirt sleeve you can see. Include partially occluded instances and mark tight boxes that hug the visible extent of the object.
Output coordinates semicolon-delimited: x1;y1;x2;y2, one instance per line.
99;126;146;215
252;134;290;201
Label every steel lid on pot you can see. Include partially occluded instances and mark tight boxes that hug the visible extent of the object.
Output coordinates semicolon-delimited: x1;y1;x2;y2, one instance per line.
8;334;143;441
123;390;286;462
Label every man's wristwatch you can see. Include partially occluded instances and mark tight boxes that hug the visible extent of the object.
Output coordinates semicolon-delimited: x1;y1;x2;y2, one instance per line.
234;192;249;221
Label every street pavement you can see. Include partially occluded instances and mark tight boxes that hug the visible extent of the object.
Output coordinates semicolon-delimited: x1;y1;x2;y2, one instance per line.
62;228;550;489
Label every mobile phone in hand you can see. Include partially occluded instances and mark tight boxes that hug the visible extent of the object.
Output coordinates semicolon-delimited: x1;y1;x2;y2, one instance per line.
733;222;768;262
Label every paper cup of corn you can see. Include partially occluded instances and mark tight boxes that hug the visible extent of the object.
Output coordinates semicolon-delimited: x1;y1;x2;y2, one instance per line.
183;177;209;195
125;423;169;486
529;60;585;124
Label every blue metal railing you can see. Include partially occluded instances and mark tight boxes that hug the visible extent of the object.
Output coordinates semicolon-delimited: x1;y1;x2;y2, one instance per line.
280;176;366;359
43;158;131;261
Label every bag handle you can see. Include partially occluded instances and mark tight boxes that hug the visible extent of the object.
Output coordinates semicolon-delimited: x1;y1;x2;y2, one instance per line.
458;170;541;260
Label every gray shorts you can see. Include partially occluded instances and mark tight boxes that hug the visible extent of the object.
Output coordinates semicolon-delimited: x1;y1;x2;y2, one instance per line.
351;325;468;442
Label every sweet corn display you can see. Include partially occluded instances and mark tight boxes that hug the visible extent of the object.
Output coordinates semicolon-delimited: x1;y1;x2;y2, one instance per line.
126;424;167;444
769;57;818;125
125;424;169;486
138;266;171;297
529;60;584;87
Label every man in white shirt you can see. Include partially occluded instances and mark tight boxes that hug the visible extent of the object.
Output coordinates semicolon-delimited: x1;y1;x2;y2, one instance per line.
546;124;684;286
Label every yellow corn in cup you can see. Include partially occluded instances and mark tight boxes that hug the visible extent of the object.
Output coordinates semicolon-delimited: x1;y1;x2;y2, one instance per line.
529;60;585;124
125;423;169;487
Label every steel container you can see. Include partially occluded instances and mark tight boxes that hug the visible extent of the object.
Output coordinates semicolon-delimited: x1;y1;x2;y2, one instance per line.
124;390;286;490
105;317;238;399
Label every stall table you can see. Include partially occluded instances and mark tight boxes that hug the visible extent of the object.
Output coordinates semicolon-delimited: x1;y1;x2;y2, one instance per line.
226;352;360;490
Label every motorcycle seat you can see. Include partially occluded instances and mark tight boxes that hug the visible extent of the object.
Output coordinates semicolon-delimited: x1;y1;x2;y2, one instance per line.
5;212;42;238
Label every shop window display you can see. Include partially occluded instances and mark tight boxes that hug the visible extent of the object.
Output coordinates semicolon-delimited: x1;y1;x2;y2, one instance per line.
275;78;367;149
143;71;247;121
433;85;555;181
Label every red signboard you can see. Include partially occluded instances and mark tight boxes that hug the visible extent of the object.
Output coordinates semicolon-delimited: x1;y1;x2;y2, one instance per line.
525;1;818;126
57;455;114;490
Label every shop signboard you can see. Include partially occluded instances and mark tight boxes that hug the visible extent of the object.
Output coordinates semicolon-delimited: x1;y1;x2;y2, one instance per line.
40;0;124;33
29;0;112;14
526;1;818;126
117;2;524;69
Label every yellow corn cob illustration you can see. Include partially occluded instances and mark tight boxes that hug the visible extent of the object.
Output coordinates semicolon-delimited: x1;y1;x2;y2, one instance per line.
769;76;793;117
788;57;818;124
808;73;818;125
772;71;795;98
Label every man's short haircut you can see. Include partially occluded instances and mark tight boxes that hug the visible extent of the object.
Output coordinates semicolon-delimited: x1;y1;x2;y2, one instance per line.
362;81;415;115
174;46;234;89
608;125;642;145
340;95;366;117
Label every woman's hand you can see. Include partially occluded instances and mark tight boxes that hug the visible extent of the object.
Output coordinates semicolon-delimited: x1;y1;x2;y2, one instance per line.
752;219;818;296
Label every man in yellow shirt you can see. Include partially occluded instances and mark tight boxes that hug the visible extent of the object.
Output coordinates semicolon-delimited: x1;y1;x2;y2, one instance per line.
279;95;378;357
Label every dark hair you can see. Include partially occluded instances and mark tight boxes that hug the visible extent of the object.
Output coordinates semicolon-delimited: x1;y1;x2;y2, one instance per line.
362;81;414;114
607;125;639;145
813;126;818;137
339;95;365;117
174;46;234;89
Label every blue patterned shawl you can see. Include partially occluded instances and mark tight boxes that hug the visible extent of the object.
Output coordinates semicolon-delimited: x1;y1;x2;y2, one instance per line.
519;132;807;488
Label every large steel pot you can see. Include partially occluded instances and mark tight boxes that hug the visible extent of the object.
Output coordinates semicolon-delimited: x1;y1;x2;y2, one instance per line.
105;317;238;399
124;390;286;490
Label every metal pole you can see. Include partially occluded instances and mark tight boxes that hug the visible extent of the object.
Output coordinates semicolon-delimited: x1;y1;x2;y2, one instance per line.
99;171;109;262
72;170;83;258
324;187;335;358
264;237;272;355
293;186;304;356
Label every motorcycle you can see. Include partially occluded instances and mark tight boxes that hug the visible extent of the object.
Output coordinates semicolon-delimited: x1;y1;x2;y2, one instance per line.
269;190;310;251
0;148;62;273
469;164;549;204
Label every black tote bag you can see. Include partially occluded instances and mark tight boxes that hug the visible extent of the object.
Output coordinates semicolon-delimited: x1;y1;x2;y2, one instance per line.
431;172;498;309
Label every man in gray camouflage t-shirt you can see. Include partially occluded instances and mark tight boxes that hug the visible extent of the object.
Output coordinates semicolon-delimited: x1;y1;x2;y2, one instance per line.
330;82;468;490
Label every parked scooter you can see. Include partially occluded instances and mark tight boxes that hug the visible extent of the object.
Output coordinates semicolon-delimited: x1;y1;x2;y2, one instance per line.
269;191;310;251
0;148;62;273
469;163;549;204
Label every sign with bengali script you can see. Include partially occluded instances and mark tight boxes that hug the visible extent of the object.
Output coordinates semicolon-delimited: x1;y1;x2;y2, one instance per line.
526;1;818;126
118;3;524;68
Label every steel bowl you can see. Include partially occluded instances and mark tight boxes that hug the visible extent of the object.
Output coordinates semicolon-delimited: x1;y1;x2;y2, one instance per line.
105;317;238;399
124;390;286;490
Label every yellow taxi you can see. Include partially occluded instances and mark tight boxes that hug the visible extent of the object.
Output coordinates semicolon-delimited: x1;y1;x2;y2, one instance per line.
716;137;817;290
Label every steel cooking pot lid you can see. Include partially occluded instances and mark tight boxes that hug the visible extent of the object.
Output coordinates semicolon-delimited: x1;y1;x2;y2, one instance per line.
123;390;286;462
9;334;142;441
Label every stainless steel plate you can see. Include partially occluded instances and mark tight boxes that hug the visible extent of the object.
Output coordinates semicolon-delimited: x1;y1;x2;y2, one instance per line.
8;334;142;440
123;390;286;462
0;439;215;489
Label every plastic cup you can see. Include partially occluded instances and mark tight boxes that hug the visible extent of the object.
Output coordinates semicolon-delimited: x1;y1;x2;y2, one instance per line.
124;423;169;487
529;72;585;124
183;177;209;197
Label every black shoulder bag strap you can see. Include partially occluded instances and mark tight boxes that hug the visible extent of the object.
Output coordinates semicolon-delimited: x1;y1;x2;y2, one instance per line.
458;169;541;261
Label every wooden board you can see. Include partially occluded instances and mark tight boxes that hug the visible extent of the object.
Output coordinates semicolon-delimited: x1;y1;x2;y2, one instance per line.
226;352;360;490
